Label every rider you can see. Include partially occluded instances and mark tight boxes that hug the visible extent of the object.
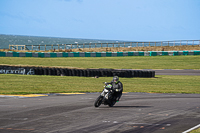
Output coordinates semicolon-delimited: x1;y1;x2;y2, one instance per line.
106;76;123;102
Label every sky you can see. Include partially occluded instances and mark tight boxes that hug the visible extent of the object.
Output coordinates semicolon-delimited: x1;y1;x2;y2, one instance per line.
0;0;200;41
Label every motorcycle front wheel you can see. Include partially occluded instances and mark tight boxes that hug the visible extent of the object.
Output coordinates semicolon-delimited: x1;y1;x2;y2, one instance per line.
108;100;116;107
94;96;103;107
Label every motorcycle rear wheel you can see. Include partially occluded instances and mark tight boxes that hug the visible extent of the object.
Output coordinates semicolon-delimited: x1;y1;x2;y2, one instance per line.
94;96;103;107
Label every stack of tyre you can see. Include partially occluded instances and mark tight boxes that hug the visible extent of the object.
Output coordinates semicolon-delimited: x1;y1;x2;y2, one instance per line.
0;65;155;78
33;67;155;78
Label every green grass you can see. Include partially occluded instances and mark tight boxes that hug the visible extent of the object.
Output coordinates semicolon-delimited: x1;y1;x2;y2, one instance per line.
190;128;200;133
1;56;200;94
0;74;200;94
0;56;200;69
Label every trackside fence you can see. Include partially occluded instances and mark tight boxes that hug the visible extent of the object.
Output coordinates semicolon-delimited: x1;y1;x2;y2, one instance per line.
8;40;200;51
0;50;200;57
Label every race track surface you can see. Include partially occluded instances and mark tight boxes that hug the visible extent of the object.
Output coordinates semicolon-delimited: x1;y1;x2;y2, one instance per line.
154;69;200;76
0;93;200;133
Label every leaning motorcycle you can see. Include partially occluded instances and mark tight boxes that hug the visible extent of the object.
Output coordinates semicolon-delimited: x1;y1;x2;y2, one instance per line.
94;83;117;107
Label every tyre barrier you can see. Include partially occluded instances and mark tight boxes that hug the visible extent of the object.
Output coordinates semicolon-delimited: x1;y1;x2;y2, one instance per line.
0;65;35;75
1;51;200;57
0;65;155;78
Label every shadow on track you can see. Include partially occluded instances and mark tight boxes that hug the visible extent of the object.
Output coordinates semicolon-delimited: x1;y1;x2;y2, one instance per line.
112;106;153;108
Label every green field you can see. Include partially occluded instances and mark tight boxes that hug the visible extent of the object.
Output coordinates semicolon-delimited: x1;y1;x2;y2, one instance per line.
0;56;200;69
190;128;200;133
0;56;200;94
0;74;200;94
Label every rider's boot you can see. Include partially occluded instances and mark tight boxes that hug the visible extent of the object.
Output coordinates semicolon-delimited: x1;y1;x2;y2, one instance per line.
116;97;120;102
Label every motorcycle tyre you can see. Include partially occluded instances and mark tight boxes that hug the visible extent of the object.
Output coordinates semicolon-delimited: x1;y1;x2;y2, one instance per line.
108;101;116;107
94;96;103;107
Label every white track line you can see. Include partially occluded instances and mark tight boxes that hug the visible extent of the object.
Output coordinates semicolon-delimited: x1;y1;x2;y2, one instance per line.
182;124;200;133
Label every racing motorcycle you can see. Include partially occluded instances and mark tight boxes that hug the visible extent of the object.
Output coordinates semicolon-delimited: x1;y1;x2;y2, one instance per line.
94;83;117;107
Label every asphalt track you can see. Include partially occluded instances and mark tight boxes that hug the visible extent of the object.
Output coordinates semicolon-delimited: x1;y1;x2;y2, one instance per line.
0;93;200;133
147;69;200;76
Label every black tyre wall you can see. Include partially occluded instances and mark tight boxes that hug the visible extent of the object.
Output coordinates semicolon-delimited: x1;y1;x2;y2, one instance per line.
0;65;155;78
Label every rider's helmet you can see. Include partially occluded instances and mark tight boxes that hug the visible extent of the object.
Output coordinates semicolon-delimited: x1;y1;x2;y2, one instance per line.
113;76;119;83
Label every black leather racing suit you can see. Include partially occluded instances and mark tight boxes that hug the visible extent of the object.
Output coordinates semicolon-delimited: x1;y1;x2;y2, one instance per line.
107;80;123;101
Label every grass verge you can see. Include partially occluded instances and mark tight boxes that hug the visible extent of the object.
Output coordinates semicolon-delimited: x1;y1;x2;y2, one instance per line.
190;128;200;133
189;128;200;133
0;74;200;94
1;56;200;70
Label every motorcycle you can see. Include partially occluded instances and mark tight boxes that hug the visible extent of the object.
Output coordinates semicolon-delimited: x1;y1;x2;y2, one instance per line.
94;83;117;107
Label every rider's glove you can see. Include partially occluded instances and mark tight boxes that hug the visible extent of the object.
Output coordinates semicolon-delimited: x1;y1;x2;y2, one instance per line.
112;88;116;92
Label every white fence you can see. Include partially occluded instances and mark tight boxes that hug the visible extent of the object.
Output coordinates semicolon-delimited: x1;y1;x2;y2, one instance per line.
9;40;200;51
